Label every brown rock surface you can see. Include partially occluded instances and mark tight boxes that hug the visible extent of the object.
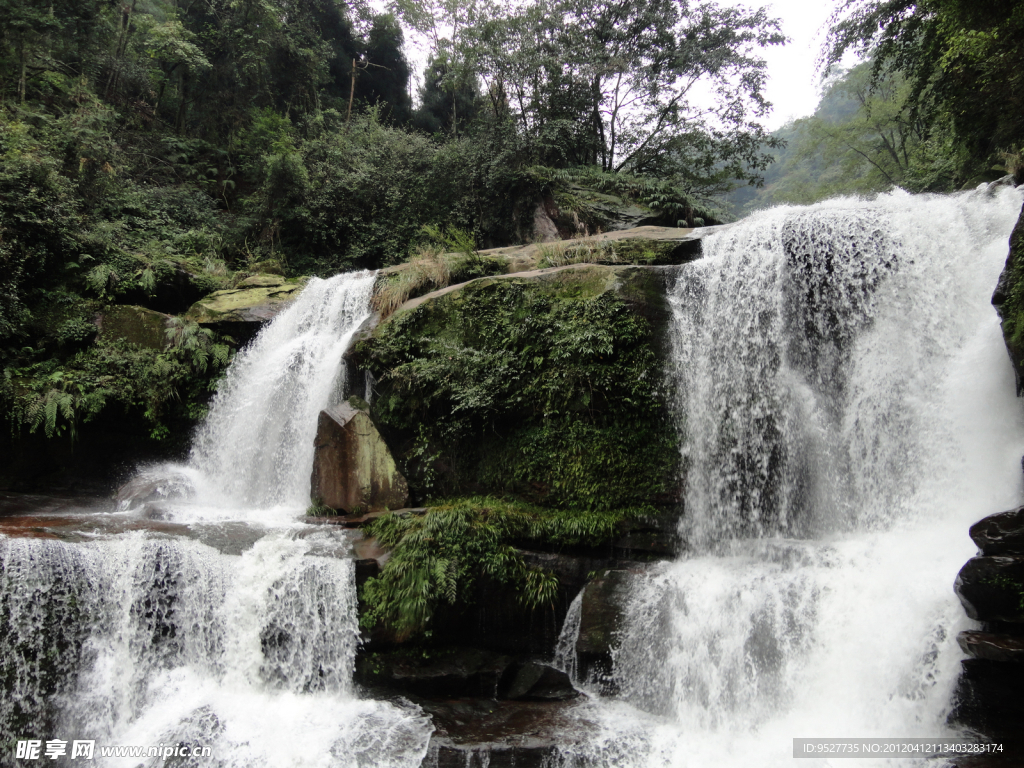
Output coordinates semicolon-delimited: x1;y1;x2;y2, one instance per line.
309;401;409;513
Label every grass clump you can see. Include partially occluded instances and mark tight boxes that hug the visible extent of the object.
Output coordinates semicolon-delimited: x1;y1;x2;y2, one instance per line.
306;497;335;517
370;226;507;318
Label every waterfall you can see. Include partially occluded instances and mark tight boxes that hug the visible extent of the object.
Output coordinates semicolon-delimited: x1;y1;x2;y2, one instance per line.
0;534;432;766
554;589;585;684
555;187;1024;767
125;271;375;521
0;272;433;764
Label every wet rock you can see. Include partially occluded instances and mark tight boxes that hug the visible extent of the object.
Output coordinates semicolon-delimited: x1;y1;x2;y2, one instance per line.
970;506;1024;556
951;659;1024;747
418;698;590;768
955;556;1024;624
958;631;1024;663
355;647;511;698
496;660;578;701
575;569;635;690
309;401;409;513
114;469;196;511
95;305;173;350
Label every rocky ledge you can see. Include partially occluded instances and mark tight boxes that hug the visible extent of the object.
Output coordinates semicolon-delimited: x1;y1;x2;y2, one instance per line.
952;505;1024;752
185;274;308;343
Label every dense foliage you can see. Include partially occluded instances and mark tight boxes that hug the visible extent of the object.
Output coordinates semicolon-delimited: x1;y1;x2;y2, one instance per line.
822;0;1024;183
359;268;678;510
360;496;648;638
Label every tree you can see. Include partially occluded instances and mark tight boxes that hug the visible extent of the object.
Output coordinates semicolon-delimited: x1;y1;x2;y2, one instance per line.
468;0;786;193
413;55;479;134
822;0;1024;170
354;13;413;124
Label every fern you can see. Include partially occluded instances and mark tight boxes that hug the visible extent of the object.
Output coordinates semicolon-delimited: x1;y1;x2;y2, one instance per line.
359;496;651;639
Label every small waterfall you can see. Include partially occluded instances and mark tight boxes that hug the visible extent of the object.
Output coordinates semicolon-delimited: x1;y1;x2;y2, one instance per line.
553;589;584;684
556;187;1024;767
0;534;432;766
188;271;374;511
124;271;375;520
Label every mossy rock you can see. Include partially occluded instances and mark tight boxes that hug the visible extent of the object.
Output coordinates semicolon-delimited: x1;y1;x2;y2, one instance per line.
96;305;172;350
184;275;308;324
357;264;679;510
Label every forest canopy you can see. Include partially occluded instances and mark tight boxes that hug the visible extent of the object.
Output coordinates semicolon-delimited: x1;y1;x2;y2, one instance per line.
3;0;1023;459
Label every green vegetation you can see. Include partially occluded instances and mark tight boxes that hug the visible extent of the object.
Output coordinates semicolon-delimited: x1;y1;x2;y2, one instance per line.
0;0;775;462
359;268;677;510
994;210;1024;378
823;0;1024;174
725;62;970;215
360;496;649;638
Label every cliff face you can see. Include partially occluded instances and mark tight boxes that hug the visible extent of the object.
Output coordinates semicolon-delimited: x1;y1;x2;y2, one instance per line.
992;201;1024;393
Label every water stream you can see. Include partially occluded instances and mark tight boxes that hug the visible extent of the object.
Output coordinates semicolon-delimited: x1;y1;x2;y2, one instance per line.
554;186;1024;766
3;188;1023;767
1;272;434;766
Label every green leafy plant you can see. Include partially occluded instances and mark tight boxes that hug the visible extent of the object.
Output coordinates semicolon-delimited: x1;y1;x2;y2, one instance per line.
361;270;678;510
361;496;647;638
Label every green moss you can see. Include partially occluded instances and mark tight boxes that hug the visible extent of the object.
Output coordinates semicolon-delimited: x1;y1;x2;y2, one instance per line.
359;268;677;511
1000;207;1024;354
184;282;305;322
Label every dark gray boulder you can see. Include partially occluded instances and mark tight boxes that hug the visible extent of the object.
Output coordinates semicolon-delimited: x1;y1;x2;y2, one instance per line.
970;506;1024;556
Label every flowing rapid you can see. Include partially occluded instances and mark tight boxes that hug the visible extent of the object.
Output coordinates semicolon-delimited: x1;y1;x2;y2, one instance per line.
555;186;1024;767
0;271;434;766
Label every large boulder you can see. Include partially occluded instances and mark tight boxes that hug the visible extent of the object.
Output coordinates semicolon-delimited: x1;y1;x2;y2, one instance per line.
954;555;1024;624
95;305;172;349
970;505;1024;556
309;400;409;513
185;274;307;343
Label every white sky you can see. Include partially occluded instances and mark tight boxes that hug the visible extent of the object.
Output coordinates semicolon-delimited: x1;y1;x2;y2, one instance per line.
756;0;839;130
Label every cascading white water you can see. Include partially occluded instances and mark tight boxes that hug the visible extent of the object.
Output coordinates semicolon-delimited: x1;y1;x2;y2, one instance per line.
0;271;435;764
120;271;375;524
0;533;432;767
555;186;1024;767
185;271;376;512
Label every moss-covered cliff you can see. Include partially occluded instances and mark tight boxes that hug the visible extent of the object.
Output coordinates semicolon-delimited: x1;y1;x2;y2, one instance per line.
993;202;1024;393
355;264;679;511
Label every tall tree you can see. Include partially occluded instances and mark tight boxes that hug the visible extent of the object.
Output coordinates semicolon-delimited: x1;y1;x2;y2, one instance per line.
413;55;479;134
354;13;412;124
